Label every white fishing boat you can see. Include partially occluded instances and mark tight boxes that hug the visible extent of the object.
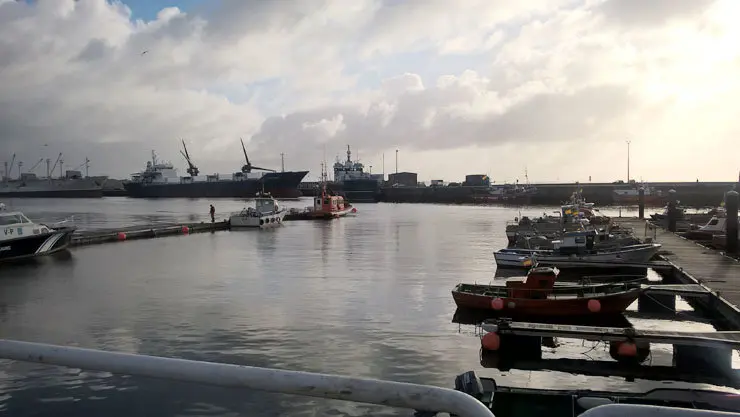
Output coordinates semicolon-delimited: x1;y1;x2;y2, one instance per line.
229;192;287;229
0;203;76;263
685;208;737;240
494;231;661;268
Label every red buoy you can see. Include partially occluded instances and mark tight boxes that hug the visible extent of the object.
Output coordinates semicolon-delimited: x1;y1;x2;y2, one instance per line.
491;298;504;310
481;332;501;351
617;341;638;357
181;225;190;234
117;232;126;241
587;299;601;313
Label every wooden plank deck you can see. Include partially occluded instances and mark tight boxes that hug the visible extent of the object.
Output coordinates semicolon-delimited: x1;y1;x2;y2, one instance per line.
617;218;740;310
642;284;710;297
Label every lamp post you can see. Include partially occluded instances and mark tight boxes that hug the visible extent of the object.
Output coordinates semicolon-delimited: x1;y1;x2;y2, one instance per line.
626;140;631;183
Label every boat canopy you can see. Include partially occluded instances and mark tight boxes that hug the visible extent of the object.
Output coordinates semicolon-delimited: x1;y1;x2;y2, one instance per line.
0;212;32;226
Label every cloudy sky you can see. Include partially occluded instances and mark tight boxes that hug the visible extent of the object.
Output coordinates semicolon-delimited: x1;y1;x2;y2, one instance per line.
1;0;738;183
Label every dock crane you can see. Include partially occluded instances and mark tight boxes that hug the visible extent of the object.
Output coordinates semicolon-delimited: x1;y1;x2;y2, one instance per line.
179;139;199;177
240;138;275;173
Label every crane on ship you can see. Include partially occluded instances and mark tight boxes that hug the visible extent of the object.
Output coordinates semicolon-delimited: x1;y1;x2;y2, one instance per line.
70;158;91;177
179;139;200;177
49;153;63;179
26;158;45;174
4;153;16;180
239;138;275;174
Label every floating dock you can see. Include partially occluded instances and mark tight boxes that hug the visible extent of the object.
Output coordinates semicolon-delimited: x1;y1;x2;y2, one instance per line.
70;221;230;247
481;320;740;349
617;218;740;328
480;319;740;383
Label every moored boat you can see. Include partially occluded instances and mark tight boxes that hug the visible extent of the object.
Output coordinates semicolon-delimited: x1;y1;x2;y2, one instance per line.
332;145;383;203
228;192;286;229
684;208;736;241
0;203;76;263
451;267;642;316
495;231;661;269
505;190;609;245
613;183;665;206
284;184;356;221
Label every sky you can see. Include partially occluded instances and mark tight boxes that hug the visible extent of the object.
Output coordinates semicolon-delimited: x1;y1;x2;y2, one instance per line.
1;0;739;183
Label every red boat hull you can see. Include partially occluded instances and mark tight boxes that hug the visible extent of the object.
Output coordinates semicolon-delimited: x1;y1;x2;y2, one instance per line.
451;289;641;316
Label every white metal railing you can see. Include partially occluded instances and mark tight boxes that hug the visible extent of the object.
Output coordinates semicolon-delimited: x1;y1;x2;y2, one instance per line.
0;339;494;417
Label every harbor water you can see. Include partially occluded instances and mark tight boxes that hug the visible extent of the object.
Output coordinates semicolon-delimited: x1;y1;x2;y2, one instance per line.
0;198;734;416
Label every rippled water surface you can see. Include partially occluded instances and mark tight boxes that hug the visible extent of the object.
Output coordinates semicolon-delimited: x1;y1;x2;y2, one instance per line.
0;198;734;416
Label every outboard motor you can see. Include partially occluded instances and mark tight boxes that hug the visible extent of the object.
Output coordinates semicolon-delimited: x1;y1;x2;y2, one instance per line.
453;371;494;414
414;371;494;417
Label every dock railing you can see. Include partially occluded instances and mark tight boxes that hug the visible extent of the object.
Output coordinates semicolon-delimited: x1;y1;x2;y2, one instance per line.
0;339;494;417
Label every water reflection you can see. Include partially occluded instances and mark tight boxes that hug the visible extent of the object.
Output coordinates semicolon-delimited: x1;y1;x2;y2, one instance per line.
0;199;736;416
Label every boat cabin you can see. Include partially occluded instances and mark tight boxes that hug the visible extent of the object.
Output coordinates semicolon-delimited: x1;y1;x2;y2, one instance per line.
0;210;48;241
314;192;346;213
255;194;280;214
505;267;559;299
551;231;598;255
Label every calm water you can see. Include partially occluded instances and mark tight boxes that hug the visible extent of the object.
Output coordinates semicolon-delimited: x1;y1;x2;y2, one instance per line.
0;198;734;416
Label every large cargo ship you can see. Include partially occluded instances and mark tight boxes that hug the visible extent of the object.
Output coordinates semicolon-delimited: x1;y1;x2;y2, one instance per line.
332;145;383;203
124;140;308;199
0;154;105;198
0;175;105;198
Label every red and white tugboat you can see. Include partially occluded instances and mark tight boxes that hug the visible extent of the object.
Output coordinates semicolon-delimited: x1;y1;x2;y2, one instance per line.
285;184;356;221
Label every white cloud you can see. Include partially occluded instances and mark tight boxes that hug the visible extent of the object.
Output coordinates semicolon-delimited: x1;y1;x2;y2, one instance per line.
1;0;739;182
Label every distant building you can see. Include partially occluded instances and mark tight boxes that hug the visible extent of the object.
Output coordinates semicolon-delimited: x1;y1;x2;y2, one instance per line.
388;172;417;187
463;174;490;187
430;179;444;187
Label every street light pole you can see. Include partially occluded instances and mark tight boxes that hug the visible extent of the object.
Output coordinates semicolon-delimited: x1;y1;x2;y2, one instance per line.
626;140;631;183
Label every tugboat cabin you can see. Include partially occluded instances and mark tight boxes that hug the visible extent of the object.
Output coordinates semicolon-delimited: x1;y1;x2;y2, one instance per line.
255;194;279;214
314;194;346;213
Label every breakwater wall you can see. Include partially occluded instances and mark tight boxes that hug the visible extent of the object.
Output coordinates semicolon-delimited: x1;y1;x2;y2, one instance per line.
379;182;738;207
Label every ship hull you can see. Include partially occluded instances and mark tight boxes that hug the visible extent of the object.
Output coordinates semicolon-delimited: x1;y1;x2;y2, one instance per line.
124;171;309;199
337;179;381;203
0;188;103;198
0;177;106;198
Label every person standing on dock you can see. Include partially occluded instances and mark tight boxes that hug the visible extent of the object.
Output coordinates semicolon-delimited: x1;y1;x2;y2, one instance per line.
209;204;215;223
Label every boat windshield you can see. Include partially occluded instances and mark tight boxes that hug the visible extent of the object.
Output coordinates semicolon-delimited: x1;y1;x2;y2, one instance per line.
0;213;29;225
